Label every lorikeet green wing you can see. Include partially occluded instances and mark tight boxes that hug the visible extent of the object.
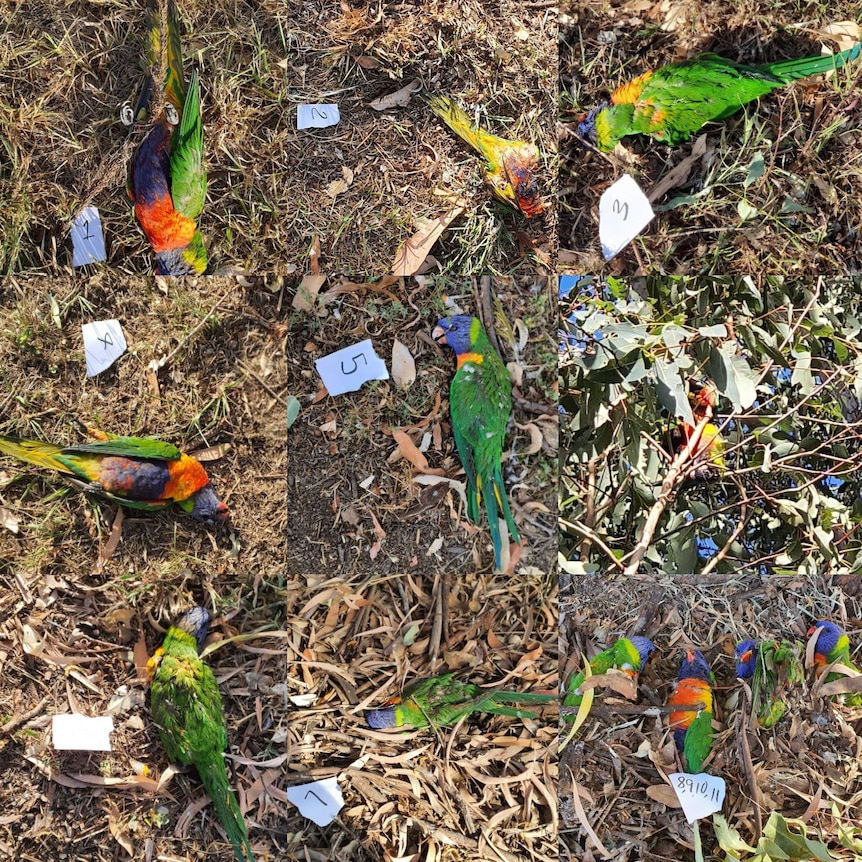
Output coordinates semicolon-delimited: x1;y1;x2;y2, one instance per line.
433;315;520;571
148;608;253;862
667;649;714;772
0;430;228;524
366;672;556;730
129;0;208;275
579;44;862;151
808;621;862;706
564;635;655;707
736;638;803;727
423;92;545;217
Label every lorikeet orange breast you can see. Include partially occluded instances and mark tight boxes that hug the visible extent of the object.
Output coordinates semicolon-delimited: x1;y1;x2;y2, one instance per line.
579;44;861;151
129;0;207;275
0;430;227;524
432;315;520;571
667;648;714;772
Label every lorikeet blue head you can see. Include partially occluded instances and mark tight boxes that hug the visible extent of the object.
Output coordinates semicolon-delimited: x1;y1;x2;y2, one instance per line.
629;636;656;668
189;484;229;525
432;315;476;354
807;620;846;658
577;104;606;147
678;648;711;681
366;706;397;729
735;639;757;678
174;606;211;653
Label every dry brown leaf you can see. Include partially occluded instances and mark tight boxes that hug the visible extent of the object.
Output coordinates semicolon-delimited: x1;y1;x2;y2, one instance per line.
192;443;232;462
95;507;124;575
517;421;544;455
646;783;682;808
355;55;380;69
391;339;416;388
326;165;355;199
391;205;466;276
0;507;18;534
369;78;422;111
105;798;134;856
820;21;861;53
578;669;638;700
292;273;326;311
649;134;709;202
392;430;429;470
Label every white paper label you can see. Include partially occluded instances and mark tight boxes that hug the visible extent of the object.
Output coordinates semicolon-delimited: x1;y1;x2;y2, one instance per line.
52;714;113;751
286;776;344;826
315;339;389;396
71;206;107;266
599;174;655;260
297;104;340;130
669;772;725;824
82;319;127;377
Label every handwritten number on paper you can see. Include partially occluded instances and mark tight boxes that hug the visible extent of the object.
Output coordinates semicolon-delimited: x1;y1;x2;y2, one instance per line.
612;199;629;221
97;329;114;350
341;352;369;375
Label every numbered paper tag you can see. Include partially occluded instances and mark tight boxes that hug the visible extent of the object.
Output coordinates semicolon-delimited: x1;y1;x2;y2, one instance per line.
315;339;389;396
297;104;341;130
286;776;344;827
71;206;107;266
669;772;726;824
82;319;127;377
52;714;113;751
599;174;655;260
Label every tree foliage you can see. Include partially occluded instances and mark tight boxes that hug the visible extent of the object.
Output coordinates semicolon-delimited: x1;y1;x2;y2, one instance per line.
560;276;862;575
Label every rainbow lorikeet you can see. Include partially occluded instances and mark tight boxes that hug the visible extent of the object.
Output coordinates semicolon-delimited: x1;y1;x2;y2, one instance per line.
564;635;655;708
735;638;803;728
0;427;228;525
667;649;714;773
669;384;726;480
432;315;519;571
422;92;545;217
365;672;555;730
808;621;862;706
129;0;208;275
579;43;862;152
148;608;252;862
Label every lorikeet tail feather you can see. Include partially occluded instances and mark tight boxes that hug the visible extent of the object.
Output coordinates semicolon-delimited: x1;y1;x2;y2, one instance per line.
0;436;72;476
163;0;187;113
422;92;512;155
199;754;254;862
760;43;861;82
484;464;520;566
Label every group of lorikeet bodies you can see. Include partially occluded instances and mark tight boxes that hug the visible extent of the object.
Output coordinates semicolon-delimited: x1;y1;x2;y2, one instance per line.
561;621;862;775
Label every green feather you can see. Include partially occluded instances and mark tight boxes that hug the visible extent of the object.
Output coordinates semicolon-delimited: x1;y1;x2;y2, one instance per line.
62;436;182;461
564;638;642;707
682;709;713;774
170;70;207;221
751;640;803;728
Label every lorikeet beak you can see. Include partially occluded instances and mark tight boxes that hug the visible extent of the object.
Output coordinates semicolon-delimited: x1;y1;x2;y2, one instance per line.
432;325;447;344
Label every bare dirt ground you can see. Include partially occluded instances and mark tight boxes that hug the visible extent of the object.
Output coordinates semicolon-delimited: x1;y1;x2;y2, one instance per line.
287;568;559;862
0;277;289;861
560;573;862;861
1;0;556;277
286;274;558;576
559;0;862;275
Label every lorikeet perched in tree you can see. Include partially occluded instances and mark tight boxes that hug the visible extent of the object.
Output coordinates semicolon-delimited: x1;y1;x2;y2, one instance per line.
0;427;228;524
808;620;862;706
667;649;714;773
365;672;555;730
129;0;208;275
433;315;520;571
669;383;726;480
578;43;862;152
148;608;252;862
564;635;655;708
422;92;545;217
735;638;803;728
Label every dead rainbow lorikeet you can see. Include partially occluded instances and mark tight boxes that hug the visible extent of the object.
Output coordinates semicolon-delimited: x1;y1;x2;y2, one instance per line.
667;648;714;773
578;43;862;152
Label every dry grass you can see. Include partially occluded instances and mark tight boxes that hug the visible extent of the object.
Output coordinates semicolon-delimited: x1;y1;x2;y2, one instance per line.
0;276;289;860
559;0;862;274
560;573;862;861
0;0;556;276
286;274;558;576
